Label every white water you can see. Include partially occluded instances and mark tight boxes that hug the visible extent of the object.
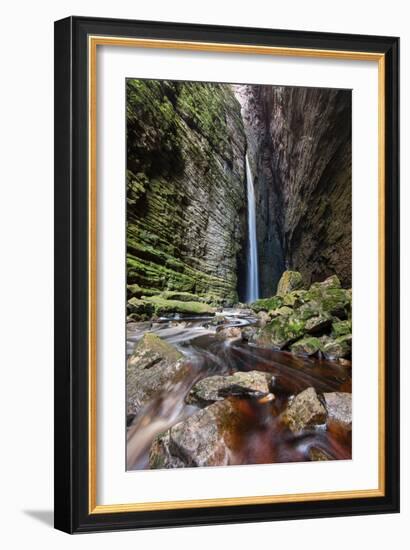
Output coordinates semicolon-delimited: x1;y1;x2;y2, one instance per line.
246;154;259;302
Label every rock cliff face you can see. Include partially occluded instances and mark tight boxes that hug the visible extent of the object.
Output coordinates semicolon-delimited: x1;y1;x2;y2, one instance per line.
234;85;352;296
127;80;247;304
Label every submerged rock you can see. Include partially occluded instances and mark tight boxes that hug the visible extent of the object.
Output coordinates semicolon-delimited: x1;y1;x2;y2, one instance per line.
127;333;189;415
276;271;304;296
187;371;273;406
323;392;352;430
282;387;327;432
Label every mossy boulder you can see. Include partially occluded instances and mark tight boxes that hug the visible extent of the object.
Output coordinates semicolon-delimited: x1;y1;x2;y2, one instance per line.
322;334;352;360
290;337;322;356
128;332;182;369
276;271;304;296
283;290;307;307
145;295;215;316
256;314;306;349
332;320;352;338
127;298;154;320
270;306;294;317
250;296;283;313
304;314;332;335
309;275;341;291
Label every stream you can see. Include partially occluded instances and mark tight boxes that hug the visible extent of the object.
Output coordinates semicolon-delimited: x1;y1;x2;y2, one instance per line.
126;309;352;470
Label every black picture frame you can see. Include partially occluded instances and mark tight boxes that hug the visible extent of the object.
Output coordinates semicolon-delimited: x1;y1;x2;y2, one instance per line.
54;15;400;533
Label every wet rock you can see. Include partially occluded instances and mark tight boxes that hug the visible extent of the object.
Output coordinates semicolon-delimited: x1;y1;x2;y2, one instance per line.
305;314;332;335
149;433;186;469
241;326;258;341
309;447;334;461
323;392;352;430
255;314;306;349
282;387;327;432
257;310;271;328
323;334;352;360
128;332;182;368
216;326;242;340
332;319;352;338
163;399;242;467
290;337;322;356
276;271;304;296
127;333;189;415
187;371;273;406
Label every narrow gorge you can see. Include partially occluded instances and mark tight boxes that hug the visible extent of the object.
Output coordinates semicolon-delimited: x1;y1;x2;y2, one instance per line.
126;79;352;470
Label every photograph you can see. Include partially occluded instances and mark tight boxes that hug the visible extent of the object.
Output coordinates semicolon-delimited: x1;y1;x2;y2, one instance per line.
125;79;353;471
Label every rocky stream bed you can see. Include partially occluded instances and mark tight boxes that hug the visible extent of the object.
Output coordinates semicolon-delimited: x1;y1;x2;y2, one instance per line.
126;271;352;470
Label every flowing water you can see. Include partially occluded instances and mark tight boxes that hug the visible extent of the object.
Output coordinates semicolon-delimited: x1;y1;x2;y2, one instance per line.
127;310;352;470
246;155;259;302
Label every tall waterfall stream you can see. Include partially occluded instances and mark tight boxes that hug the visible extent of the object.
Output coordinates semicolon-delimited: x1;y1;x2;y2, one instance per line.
246;155;259;302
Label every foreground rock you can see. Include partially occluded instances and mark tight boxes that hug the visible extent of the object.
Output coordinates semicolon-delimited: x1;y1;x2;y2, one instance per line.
127;333;190;415
282;387;327;432
323;392;352;430
216;326;242;340
150;399;240;468
187;371;273;406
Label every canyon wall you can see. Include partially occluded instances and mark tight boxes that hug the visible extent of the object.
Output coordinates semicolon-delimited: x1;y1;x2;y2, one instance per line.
126;80;247;304
235;85;352;296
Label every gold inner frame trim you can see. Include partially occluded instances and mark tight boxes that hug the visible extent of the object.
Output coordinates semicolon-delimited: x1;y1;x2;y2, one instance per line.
88;35;386;514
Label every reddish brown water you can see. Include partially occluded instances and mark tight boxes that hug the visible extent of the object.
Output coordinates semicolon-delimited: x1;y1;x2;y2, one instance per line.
127;311;352;469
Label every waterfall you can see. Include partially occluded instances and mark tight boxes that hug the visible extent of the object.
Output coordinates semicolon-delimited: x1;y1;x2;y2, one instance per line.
245;155;259;302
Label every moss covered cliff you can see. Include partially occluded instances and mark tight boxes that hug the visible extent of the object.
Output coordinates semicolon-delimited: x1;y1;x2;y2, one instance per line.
127;80;247;305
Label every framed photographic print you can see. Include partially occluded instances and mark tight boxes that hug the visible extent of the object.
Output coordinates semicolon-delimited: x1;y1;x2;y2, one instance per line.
54;16;400;533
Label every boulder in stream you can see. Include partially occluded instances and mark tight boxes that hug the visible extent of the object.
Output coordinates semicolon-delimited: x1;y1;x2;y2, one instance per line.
187;370;273;406
282;387;327;433
150;399;241;467
127;333;190;415
323;392;352;430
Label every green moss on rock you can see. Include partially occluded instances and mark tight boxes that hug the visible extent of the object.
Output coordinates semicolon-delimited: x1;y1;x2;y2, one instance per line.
290;337;322;356
276;271;304;296
250;296;283;313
